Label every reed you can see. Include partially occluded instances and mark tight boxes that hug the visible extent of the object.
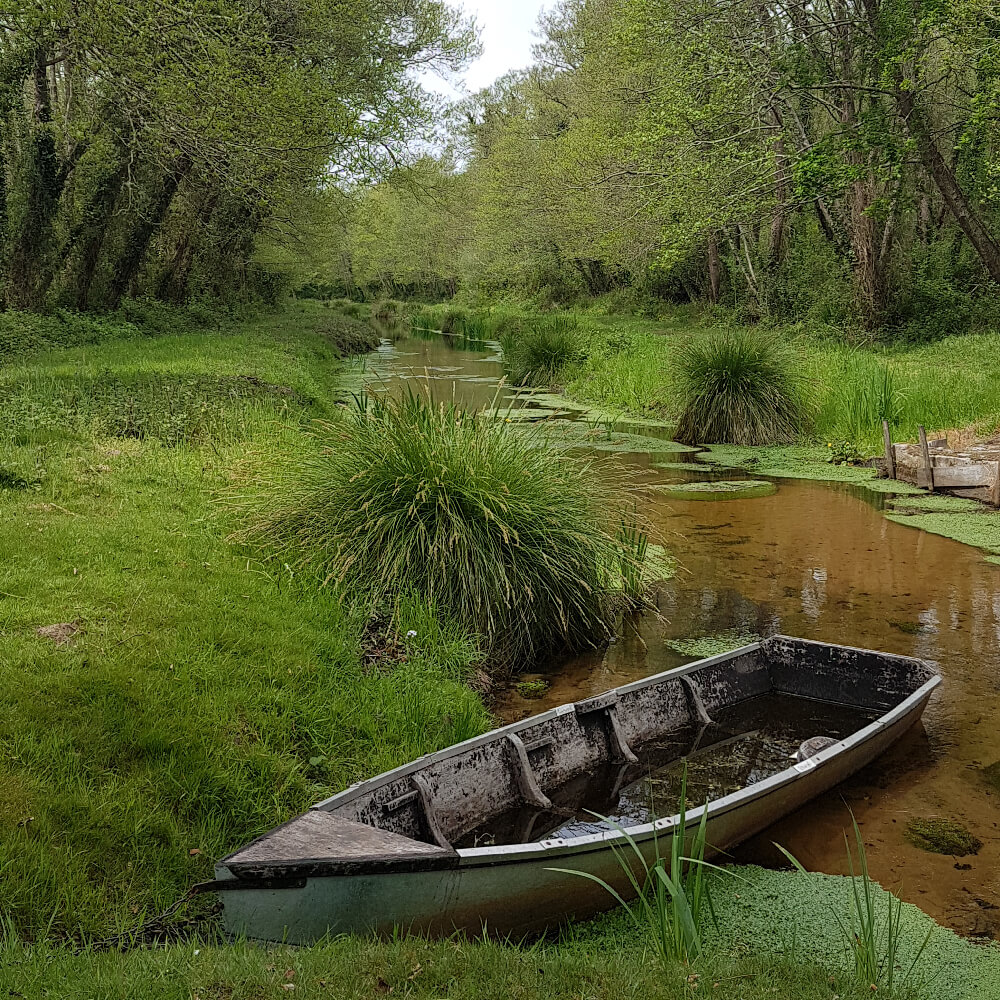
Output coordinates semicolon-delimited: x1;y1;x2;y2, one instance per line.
777;815;932;992
551;769;728;966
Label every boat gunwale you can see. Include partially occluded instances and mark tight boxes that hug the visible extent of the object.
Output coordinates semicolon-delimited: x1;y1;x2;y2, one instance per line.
453;674;939;866
308;640;768;814
220;637;938;873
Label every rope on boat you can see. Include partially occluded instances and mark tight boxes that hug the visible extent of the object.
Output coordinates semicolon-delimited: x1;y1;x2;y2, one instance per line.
79;880;217;954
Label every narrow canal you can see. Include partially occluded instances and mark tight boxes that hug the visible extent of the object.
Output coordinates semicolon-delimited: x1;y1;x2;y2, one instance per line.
355;327;1000;938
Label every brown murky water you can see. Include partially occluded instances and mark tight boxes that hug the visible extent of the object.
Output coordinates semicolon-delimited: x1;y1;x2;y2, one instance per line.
361;329;1000;938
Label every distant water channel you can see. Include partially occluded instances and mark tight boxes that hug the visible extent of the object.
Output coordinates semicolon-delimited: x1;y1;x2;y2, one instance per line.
348;326;1000;939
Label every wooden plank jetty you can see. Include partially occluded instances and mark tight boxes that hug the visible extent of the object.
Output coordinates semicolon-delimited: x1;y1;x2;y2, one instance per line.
878;421;1000;505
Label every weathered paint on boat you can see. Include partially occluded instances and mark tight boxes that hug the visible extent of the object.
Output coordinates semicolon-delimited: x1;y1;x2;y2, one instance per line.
214;636;939;942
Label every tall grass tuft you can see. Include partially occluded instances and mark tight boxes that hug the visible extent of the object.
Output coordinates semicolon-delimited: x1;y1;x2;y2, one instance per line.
233;392;637;671
819;356;905;448
551;768;727;966
500;316;586;386
672;329;810;445
777;815;932;992
372;299;407;323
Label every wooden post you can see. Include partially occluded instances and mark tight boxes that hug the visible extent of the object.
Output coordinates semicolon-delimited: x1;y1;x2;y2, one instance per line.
882;420;895;480
993;462;1000;507
919;425;934;492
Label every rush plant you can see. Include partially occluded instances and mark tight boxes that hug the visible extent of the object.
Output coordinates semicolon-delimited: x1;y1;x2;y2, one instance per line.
673;329;810;445
551;769;730;965
777;815;932;992
234;391;638;671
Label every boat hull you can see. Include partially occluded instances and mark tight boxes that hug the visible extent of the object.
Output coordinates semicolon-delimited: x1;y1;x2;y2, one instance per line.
217;684;934;943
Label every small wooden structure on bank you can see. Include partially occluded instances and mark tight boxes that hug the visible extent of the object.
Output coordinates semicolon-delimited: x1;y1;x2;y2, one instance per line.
878;420;1000;506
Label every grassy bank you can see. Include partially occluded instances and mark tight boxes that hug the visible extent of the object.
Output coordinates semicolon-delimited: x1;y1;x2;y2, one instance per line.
3;300;997;997
415;301;1000;452
3;868;998;998
0;301;485;939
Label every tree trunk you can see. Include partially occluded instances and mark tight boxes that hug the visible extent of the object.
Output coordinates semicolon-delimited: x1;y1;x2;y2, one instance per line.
896;87;1000;283
7;48;60;309
105;157;191;307
707;232;722;304
157;188;218;302
847;175;887;326
0;142;8;309
768;116;789;267
67;164;128;309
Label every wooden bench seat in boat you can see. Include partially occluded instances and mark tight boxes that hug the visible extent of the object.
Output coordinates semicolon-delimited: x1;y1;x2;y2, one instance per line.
225;811;458;879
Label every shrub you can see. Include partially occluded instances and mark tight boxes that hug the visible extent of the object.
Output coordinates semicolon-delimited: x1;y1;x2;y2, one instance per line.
672;329;810;445
316;314;380;356
235;392;637;671
372;299;406;322
500;317;587;386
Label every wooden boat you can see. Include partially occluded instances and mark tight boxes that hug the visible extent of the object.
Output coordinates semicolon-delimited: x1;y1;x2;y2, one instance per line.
213;635;939;943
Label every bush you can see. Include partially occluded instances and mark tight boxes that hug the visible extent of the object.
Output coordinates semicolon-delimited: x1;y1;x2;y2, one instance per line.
500;317;587;386
372;299;407;322
316;314;380;356
673;329;810;445
235;393;634;671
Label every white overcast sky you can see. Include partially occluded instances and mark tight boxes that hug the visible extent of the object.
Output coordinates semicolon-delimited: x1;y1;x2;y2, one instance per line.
432;1;553;95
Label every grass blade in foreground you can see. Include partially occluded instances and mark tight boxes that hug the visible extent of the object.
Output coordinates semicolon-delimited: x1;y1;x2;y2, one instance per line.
549;768;735;966
775;813;932;991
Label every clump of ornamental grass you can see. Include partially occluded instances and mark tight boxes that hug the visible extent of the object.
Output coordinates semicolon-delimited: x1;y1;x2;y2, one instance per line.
672;329;810;445
372;299;407;323
500;316;587;386
233;392;641;672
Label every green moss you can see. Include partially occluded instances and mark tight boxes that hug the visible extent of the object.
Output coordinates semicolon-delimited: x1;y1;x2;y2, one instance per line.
887;494;983;514
885;510;1000;557
705;443;879;483
514;677;550;699
535;418;692;454
888;619;931;635
905;818;982;856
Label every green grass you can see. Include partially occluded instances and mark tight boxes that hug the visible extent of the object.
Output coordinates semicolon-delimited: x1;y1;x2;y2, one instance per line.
780;816;934;993
1;300;998;995
0;305;489;940
231;391;641;672
2;866;997;998
500;316;588;386
503;306;1000;451
554;769;725;966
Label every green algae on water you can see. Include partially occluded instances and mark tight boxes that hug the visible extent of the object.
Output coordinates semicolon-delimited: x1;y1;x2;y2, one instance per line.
905;817;982;856
666;630;762;659
535;418;692;454
514;677;550;699
659;479;777;501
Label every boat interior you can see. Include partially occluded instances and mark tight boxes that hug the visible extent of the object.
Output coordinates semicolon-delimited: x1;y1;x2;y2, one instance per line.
221;637;935;878
324;638;931;846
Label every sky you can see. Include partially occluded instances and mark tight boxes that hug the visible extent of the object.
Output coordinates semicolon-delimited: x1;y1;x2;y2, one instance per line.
436;1;552;95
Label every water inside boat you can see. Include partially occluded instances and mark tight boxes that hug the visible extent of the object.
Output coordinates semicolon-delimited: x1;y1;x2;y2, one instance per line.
456;693;879;849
